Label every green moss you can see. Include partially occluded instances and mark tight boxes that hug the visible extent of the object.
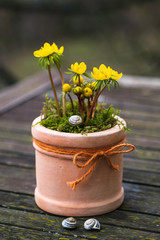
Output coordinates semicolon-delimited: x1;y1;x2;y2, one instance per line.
40;96;127;134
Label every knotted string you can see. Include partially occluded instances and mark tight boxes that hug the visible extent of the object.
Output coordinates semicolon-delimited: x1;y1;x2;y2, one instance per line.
67;143;135;190
33;137;135;190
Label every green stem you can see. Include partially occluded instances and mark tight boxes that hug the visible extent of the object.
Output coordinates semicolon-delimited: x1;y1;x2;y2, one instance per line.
47;65;61;117
55;63;66;116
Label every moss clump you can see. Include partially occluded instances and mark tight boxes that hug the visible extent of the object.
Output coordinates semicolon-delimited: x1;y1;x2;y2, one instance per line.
39;95;127;134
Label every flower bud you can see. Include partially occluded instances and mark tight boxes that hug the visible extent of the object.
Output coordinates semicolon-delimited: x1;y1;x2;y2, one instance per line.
73;75;84;85
63;83;71;93
83;87;93;98
73;86;83;95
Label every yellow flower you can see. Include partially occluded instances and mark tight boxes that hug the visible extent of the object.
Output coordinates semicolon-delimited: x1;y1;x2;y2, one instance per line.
91;64;111;80
71;62;87;75
73;75;84;85
111;69;123;80
33;42;64;58
73;86;83;95
63;83;71;93
83;87;93;98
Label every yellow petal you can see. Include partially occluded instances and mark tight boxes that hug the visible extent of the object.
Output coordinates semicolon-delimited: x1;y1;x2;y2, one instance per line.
59;46;64;54
74;62;78;68
52;43;59;52
33;50;41;57
99;64;107;73
93;67;98;74
44;42;51;48
80;62;86;69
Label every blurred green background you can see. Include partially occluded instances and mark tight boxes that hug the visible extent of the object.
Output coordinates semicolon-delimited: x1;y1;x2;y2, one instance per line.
0;0;160;89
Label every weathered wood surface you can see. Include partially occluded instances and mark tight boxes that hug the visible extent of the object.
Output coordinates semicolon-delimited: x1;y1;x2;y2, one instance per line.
0;75;160;239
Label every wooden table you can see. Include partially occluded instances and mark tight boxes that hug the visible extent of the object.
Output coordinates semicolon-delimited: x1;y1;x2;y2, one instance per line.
0;74;160;239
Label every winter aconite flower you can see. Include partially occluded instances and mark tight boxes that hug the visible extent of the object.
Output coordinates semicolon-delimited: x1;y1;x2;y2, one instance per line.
63;83;71;93
91;64;112;81
91;64;123;82
71;62;87;75
33;42;64;58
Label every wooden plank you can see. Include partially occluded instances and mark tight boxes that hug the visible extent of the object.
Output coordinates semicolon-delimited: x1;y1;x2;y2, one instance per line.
106;87;160;105
0;207;160;240
104;92;160;111
122;183;160;215
128;147;160;162
127;135;160;149
0;71;60;114
121;110;160;122
128;119;160;131
0;130;32;143
0;223;160;240
124;157;160;172
123;168;160;187
0;165;35;194
0;151;34;167
0;139;34;156
0;120;31;132
0;224;78;240
127;128;160;139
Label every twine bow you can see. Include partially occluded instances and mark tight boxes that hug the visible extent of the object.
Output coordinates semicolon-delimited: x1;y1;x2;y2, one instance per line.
33;137;135;191
67;143;135;190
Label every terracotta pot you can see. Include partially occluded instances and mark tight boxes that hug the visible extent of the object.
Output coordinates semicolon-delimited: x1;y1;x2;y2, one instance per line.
31;116;126;216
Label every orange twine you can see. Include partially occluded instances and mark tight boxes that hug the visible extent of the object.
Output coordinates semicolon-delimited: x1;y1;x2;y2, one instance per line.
33;137;135;190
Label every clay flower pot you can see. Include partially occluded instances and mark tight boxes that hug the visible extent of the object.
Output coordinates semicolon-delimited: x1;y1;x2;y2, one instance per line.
31;116;128;216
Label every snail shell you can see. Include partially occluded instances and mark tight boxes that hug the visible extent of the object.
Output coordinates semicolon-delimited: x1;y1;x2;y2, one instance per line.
84;218;100;230
62;217;77;229
69;115;83;126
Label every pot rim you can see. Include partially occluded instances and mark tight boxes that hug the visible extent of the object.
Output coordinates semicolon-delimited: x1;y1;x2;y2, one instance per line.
32;115;126;138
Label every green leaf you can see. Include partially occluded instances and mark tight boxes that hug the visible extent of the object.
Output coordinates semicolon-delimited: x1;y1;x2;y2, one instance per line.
116;81;120;88
65;71;73;74
100;81;104;90
83;72;92;79
50;58;55;65
106;84;110;91
69;74;76;82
